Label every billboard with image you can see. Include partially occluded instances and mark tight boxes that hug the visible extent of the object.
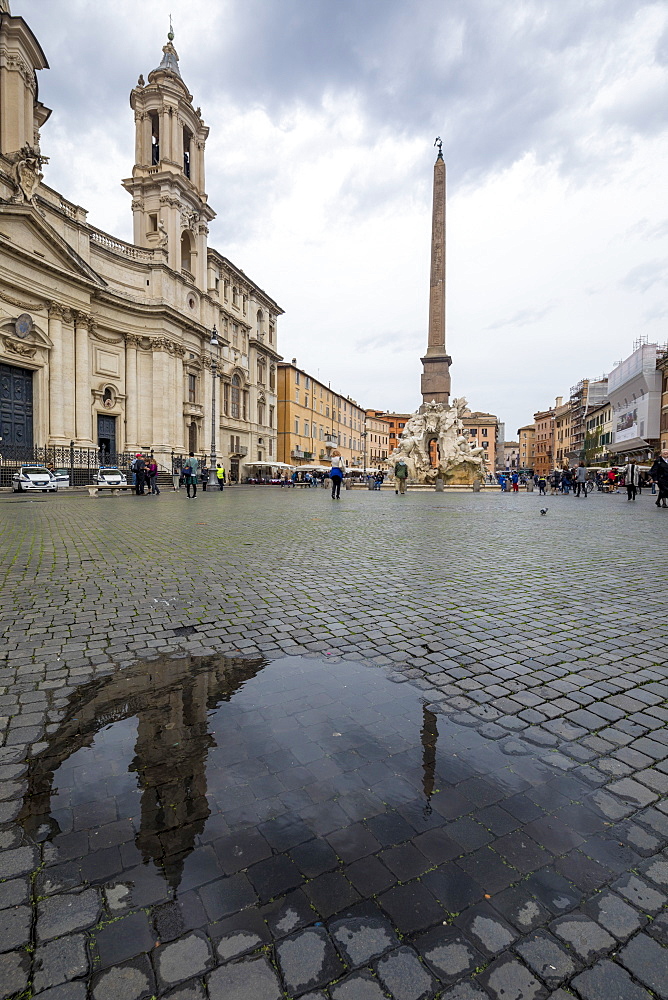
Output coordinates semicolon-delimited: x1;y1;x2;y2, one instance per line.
615;407;638;443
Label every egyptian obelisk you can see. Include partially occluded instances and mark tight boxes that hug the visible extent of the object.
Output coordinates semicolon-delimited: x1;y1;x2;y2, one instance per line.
420;138;451;407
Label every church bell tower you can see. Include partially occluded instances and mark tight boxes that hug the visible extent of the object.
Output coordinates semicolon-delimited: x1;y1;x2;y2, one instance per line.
122;26;215;290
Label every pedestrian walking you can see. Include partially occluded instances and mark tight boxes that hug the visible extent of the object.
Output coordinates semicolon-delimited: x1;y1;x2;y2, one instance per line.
538;475;547;495
394;457;408;494
650;450;668;508
575;462;587;497
147;459;160;495
511;472;519;492
329;451;345;499
134;453;146;495
216;464;226;490
624;460;639;501
183;452;199;499
201;466;209;491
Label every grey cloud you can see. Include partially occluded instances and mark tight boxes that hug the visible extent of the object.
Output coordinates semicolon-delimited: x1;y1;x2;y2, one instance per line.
622;258;668;292
355;329;423;354
486;303;557;330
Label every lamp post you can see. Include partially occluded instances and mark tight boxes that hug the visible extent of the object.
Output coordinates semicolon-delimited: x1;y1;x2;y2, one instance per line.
208;325;220;488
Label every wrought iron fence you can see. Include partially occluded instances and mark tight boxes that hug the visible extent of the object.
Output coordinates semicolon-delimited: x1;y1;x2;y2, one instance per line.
0;445;134;488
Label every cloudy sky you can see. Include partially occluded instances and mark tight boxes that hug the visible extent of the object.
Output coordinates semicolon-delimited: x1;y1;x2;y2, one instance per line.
21;0;668;436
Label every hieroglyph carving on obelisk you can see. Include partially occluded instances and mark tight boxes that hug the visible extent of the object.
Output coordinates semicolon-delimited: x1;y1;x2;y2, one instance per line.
420;137;452;407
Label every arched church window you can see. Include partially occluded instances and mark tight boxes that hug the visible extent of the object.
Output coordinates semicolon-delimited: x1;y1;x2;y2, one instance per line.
181;231;193;273
150;112;160;165
183;126;192;178
231;374;241;419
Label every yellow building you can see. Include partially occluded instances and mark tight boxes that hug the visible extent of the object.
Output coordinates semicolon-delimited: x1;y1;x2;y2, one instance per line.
533;407;554;476
365;410;390;469
553;396;573;467
461;411;499;471
517;424;535;470
277;360;365;469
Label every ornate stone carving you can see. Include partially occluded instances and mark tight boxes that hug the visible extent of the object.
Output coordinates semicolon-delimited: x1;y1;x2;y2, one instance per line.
157;220;169;248
48;302;65;319
4;337;37;358
7;145;49;202
180;208;199;232
3;52;36;93
389;398;486;485
0;288;42;311
14;313;33;339
90;328;125;346
125;334;142;349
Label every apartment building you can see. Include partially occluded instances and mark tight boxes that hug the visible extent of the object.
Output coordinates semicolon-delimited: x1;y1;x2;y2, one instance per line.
277;360;365;468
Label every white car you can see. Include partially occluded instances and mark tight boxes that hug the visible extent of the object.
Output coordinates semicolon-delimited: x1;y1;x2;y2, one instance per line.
95;467;128;486
49;468;70;488
12;466;58;493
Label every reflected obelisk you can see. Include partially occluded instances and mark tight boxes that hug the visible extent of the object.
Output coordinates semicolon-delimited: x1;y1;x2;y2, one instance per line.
420;138;451;408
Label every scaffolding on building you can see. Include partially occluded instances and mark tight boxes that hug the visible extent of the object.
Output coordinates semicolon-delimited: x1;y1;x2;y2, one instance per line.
568;376;608;462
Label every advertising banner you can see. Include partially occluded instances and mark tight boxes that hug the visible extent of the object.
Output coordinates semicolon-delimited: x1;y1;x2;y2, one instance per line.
615;407;638;443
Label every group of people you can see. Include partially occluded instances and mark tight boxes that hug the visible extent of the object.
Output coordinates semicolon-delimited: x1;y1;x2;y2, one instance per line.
530;454;668;506
130;453;160;496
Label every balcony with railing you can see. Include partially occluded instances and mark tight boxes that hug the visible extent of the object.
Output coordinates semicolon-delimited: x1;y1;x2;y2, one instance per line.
230;446;248;458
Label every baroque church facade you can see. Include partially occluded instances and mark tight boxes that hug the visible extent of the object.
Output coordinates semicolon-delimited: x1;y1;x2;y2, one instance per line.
0;2;282;478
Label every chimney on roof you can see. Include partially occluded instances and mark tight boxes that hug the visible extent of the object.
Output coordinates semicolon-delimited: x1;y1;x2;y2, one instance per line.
291;358;297;365
555;396;563;407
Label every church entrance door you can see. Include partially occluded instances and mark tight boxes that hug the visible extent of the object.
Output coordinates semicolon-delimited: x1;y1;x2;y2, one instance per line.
0;363;34;450
97;414;117;462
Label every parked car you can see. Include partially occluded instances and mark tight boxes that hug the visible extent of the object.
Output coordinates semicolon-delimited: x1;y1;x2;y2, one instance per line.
12;466;58;493
95;467;128;486
49;468;70;488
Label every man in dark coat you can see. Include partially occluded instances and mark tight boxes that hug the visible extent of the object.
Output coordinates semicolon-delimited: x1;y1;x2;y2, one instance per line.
650;450;668;508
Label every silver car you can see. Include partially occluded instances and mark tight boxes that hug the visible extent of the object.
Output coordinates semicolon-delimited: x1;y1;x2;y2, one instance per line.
12;466;58;493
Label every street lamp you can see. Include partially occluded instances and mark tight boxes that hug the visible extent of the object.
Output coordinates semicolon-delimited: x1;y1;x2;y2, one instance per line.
208;325;220;488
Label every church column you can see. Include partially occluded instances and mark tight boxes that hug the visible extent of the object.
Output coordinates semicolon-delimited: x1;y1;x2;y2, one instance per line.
174;351;184;451
48;304;65;441
202;355;212;458
151;341;171;453
60;309;76;440
125;335;139;450
74;312;92;443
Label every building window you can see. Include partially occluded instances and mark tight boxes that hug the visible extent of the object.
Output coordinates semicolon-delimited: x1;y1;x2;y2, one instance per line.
295;388;299;403
269;368;276;390
258;402;265;425
295;371;300;386
224;279;230;300
243;390;248;420
304;421;309;436
305;395;309;409
257;360;265;384
269;439;273;456
269;323;274;344
243;294;248;314
223;381;229;415
326;406;329;417
482;428;488;436
231;375;241;419
188;374;196;403
295;418;299;435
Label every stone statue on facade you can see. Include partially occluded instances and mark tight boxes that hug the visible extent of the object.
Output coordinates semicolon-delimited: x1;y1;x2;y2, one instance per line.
8;145;49;203
388;398;485;485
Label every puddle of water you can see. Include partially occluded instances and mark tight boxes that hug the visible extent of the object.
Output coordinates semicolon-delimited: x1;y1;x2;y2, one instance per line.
20;652;591;935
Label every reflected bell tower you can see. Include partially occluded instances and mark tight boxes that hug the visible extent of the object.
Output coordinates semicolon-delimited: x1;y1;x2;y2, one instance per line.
122;23;215;290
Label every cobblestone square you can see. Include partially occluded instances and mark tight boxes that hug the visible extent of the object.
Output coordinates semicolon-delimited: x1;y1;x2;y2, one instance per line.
1;486;667;999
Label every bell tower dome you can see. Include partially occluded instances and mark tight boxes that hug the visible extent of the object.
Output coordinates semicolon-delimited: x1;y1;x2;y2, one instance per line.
122;25;215;290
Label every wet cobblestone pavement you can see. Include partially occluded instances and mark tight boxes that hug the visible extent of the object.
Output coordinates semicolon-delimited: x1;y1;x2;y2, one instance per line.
0;486;667;999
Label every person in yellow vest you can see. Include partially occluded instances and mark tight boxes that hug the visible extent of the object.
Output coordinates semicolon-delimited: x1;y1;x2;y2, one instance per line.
216;464;226;491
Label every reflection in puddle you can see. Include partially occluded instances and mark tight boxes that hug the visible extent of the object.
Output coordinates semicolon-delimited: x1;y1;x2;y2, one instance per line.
20;654;265;888
421;706;438;815
20;653;545;920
